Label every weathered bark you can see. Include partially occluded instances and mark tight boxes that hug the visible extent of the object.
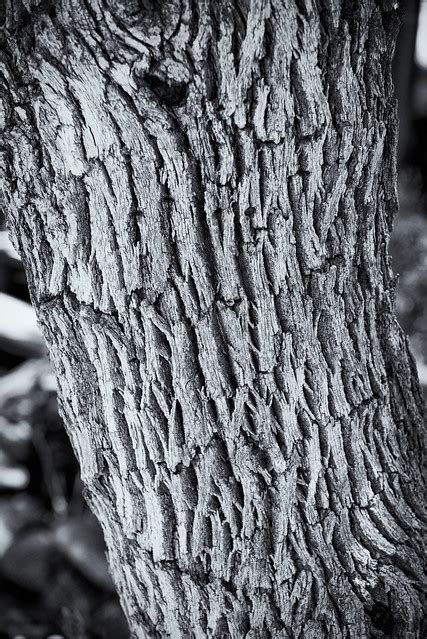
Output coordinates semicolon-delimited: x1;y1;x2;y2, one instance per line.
1;1;425;637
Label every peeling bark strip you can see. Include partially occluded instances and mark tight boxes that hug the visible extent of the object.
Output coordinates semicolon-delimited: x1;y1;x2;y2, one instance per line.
1;0;425;636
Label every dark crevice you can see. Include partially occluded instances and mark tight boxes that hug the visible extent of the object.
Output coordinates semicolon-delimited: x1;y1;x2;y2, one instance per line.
144;74;188;108
367;602;395;636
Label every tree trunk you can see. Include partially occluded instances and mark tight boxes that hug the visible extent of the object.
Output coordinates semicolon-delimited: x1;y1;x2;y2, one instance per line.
1;1;425;637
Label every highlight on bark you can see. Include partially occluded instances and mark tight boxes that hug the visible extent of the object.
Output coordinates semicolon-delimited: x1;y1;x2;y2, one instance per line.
0;0;425;637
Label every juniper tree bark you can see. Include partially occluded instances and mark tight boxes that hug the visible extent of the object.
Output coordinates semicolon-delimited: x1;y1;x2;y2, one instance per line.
1;0;425;637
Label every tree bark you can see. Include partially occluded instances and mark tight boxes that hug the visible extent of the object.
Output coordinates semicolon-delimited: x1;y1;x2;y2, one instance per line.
1;1;425;637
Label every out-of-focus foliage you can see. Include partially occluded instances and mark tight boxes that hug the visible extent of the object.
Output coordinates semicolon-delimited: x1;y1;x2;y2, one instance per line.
392;173;427;393
0;359;129;638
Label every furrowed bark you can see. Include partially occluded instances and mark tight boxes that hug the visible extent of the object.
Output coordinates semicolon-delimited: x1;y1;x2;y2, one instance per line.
1;1;425;637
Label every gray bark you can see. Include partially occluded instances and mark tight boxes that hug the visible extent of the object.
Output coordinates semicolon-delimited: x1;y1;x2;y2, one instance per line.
1;1;425;637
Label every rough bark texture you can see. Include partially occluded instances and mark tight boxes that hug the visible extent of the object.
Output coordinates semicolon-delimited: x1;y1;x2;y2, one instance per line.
1;1;425;637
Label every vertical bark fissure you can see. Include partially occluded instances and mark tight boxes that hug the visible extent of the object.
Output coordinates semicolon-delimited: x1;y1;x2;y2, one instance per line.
1;1;425;637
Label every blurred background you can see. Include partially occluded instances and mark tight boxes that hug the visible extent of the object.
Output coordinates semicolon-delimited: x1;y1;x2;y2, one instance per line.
0;2;426;637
